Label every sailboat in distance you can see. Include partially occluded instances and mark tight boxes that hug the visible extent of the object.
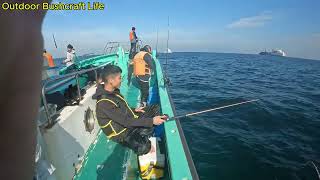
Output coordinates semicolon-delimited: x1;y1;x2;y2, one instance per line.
165;48;172;53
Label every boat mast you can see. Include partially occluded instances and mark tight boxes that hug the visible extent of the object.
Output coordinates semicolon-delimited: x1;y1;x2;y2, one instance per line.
163;16;171;86
165;16;169;68
52;34;58;48
156;26;159;53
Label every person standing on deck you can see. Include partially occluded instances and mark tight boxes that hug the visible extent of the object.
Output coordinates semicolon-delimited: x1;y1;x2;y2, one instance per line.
128;27;138;85
43;50;55;67
63;44;77;73
93;64;167;155
63;44;76;67
132;45;154;108
42;51;49;80
129;27;138;59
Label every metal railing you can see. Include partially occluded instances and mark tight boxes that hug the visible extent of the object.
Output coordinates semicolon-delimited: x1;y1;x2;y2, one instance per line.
103;41;132;55
41;62;110;128
103;42;120;55
103;42;131;55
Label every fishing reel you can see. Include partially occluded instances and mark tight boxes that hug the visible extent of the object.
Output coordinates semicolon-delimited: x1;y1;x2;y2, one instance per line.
84;107;95;133
164;77;172;86
163;114;169;121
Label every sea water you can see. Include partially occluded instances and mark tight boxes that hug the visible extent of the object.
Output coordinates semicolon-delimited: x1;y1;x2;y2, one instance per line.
161;52;320;180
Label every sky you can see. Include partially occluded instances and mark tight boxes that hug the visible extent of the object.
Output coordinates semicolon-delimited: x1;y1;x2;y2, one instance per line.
42;0;320;60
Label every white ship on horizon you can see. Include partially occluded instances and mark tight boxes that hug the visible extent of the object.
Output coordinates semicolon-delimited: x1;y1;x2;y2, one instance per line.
259;49;286;56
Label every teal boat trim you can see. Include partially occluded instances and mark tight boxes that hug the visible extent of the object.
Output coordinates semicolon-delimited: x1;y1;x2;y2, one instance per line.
167;80;199;180
153;51;199;180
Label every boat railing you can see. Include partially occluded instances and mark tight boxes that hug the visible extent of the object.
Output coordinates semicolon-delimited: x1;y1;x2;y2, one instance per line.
41;62;110;128
103;41;130;55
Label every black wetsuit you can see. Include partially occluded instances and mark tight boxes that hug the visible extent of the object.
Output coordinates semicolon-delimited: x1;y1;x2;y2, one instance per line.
93;84;159;155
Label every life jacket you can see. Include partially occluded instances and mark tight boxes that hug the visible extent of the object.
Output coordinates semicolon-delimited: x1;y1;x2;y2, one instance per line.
43;52;55;67
133;51;151;76
96;93;139;139
130;31;137;43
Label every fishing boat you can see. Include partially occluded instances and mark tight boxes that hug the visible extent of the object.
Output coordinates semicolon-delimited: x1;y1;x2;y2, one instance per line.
36;43;198;180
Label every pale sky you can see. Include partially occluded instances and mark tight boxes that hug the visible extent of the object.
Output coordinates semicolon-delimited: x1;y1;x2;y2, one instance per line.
42;0;320;60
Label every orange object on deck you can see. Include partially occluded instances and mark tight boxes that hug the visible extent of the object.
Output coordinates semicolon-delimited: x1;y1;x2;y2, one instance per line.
43;52;55;67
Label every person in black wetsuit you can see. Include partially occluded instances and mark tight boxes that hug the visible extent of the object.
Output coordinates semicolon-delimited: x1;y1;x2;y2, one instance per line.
93;64;167;155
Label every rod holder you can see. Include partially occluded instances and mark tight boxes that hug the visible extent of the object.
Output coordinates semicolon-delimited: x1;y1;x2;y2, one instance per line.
75;74;82;102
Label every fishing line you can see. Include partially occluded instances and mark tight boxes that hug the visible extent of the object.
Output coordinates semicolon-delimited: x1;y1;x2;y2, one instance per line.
305;161;320;180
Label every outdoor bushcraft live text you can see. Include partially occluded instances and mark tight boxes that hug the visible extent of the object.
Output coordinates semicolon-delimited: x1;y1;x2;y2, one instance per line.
0;2;105;11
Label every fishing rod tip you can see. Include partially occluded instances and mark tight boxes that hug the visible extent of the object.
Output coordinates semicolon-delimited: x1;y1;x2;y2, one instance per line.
248;99;259;102
248;99;260;104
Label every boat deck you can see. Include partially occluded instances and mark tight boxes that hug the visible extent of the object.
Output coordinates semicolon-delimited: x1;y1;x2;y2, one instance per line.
74;58;160;180
72;50;196;180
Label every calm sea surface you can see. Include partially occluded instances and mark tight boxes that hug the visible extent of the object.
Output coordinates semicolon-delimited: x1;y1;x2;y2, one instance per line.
160;52;320;180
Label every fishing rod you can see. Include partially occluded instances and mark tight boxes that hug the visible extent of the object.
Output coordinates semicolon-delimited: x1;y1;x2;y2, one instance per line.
165;99;259;120
52;34;58;48
165;16;169;68
156;26;159;53
162;16;171;86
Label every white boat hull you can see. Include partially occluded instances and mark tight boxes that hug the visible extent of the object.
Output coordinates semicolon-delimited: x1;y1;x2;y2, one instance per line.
40;85;100;180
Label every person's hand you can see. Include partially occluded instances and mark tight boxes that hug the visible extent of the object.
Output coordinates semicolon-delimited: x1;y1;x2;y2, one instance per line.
153;115;167;125
135;107;145;113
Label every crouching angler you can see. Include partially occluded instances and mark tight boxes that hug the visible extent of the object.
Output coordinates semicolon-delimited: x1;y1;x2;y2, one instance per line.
93;64;167;155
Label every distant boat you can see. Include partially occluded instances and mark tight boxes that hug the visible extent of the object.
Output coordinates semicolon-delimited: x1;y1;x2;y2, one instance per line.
259;49;286;56
165;48;172;53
